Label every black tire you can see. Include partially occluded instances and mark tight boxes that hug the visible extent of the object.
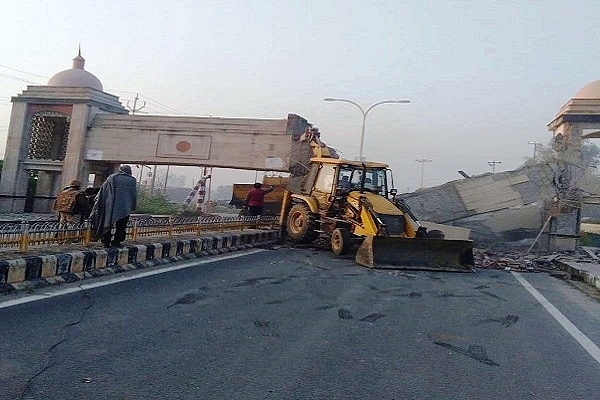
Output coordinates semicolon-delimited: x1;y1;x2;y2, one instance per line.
277;223;287;244
331;227;351;255
286;203;319;243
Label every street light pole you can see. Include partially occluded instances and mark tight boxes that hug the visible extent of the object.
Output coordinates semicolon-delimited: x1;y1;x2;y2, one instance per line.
528;141;543;159
323;97;410;161
415;158;433;188
488;160;502;173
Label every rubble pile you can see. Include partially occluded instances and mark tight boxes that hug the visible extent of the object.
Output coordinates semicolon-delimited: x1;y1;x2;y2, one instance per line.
474;248;559;272
474;247;600;272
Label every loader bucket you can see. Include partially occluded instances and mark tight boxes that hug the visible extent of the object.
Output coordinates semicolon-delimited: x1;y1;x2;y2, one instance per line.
355;235;475;272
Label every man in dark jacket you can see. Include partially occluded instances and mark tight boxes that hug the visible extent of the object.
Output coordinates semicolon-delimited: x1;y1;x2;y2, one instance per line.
90;165;137;248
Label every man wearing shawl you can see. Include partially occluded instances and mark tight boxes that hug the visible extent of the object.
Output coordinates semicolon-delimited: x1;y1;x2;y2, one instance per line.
90;165;138;248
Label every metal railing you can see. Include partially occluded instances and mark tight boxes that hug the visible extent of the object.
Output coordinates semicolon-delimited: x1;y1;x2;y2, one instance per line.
0;215;279;252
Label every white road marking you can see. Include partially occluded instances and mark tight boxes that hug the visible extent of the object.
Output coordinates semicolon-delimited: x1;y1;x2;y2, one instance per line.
512;271;600;365
0;249;265;309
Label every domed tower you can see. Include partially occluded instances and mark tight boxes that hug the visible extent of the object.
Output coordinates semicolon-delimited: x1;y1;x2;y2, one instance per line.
548;80;600;164
0;48;127;212
48;48;104;91
546;80;600;251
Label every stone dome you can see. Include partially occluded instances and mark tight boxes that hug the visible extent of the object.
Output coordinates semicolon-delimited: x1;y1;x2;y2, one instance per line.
574;80;600;99
47;49;103;91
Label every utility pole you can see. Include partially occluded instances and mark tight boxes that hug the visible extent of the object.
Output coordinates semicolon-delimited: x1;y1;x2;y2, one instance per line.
127;94;148;185
150;165;157;194
528;141;543;159
488;160;502;173
206;167;213;205
415;158;433;188
163;165;170;193
126;94;146;115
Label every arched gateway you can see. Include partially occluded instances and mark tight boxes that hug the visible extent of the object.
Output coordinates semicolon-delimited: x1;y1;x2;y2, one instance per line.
0;50;313;213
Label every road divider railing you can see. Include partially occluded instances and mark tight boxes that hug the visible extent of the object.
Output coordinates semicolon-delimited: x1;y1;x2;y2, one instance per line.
0;230;281;292
0;215;279;252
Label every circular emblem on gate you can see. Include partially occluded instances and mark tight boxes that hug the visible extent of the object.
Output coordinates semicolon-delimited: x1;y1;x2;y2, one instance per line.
176;140;191;152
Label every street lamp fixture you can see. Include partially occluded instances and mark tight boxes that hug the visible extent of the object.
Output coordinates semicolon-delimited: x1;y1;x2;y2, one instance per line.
488;160;502;173
323;97;410;161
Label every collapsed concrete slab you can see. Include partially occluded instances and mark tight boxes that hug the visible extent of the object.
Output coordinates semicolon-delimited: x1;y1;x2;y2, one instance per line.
400;162;600;250
398;79;600;252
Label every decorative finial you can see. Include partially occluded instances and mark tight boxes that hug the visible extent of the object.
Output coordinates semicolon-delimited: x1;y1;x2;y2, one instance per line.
72;45;85;70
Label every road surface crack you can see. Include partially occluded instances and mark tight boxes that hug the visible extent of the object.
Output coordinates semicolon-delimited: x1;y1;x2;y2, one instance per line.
20;287;93;399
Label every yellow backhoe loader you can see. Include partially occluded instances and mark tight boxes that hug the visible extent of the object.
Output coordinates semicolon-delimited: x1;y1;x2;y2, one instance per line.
279;151;474;271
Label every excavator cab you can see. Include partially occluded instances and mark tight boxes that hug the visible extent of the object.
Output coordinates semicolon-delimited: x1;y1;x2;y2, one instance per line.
336;165;389;196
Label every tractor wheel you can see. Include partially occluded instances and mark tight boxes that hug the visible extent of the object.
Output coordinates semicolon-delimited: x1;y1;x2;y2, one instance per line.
286;203;319;243
331;228;351;255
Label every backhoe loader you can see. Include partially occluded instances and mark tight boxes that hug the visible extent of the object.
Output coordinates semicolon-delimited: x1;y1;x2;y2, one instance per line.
279;154;474;271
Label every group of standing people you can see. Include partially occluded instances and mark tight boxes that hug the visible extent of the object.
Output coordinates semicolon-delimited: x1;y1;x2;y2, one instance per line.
56;166;274;247
54;164;137;248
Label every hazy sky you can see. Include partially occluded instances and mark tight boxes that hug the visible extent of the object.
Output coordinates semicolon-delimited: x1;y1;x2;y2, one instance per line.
1;0;599;192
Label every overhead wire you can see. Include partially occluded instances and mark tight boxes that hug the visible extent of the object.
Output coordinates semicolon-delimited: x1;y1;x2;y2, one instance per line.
358;145;526;163
0;65;49;80
106;89;189;115
140;94;188;115
0;73;38;85
0;65;187;116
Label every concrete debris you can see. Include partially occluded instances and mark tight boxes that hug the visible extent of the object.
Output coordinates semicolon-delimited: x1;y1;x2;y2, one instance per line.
475;246;600;273
581;246;600;261
400;162;600;253
474;248;557;272
554;247;600;263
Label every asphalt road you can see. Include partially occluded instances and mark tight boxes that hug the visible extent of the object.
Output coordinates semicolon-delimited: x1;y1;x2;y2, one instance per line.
1;247;600;400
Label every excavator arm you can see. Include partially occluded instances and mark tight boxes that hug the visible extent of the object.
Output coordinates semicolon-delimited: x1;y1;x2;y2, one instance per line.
299;127;333;158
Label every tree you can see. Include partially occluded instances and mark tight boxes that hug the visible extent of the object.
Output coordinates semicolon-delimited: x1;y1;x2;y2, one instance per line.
213;185;233;200
521;141;556;167
581;140;600;170
152;168;186;189
521;139;600;172
135;190;177;214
